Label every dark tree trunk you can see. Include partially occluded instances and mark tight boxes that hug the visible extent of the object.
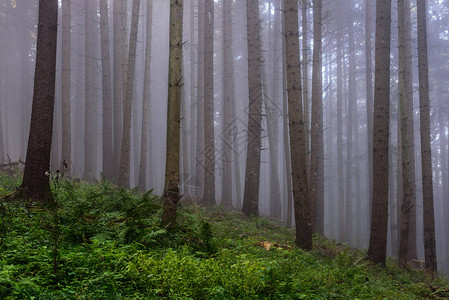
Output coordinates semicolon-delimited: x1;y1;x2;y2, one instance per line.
22;0;58;201
417;0;437;274
367;0;392;266
241;0;263;216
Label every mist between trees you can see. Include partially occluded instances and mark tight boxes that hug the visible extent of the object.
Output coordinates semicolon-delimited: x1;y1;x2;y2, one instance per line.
1;0;448;274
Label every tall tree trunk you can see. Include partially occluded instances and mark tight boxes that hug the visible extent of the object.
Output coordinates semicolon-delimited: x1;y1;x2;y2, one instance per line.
138;0;154;191
21;0;58;201
367;0;392;266
100;0;114;181
118;0;141;188
417;0;437;274
84;0;98;180
302;0;310;173
195;0;205;202
221;0;234;209
310;0;323;234
336;10;345;241
161;0;184;227
113;0;125;178
397;0;414;267
202;0;215;206
365;0;374;231
403;0;417;260
241;0;263;216
61;0;71;175
284;0;312;250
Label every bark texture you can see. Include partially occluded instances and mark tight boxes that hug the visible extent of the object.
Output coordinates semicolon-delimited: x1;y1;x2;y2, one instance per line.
21;0;58;201
417;0;437;274
241;0;263;216
161;0;184;227
284;0;312;250
367;0;392;266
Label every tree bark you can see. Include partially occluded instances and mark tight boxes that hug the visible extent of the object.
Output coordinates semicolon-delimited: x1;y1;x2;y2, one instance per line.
417;0;437;274
100;0;114;181
283;0;312;250
61;0;71;175
161;0;183;227
367;0;392;266
202;0;215;206
21;0;58;201
118;0;141;188
138;0;154;191
241;0;263;216
310;0;324;234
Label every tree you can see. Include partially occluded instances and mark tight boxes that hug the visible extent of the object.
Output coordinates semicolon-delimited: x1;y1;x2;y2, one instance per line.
417;0;437;274
397;0;414;267
21;0;58;201
161;0;183;227
202;0;215;205
118;0;141;188
241;0;264;216
284;0;312;250
84;0;98;180
310;0;324;234
61;0;71;174
100;0;114;181
367;0;392;265
221;0;235;209
138;0;154;191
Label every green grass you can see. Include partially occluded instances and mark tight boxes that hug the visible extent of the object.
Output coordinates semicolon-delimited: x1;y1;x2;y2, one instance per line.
0;171;448;299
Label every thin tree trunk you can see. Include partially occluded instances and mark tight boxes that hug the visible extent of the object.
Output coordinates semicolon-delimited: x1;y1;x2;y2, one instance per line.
397;0;414;267
302;0;310;174
202;0;215;206
138;0;153;191
417;0;437;274
100;0;114;181
61;0;71;175
336;11;344;241
310;0;323;234
365;0;374;231
118;0;141;188
84;0;98;180
222;0;234;209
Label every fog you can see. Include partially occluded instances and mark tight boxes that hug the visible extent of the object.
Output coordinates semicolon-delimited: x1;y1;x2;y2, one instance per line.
1;0;449;273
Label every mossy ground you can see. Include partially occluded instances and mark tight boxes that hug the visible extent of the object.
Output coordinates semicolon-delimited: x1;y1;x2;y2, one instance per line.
0;171;448;299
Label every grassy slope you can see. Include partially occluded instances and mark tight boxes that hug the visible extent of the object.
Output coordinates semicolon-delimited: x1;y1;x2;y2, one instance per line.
0;171;448;299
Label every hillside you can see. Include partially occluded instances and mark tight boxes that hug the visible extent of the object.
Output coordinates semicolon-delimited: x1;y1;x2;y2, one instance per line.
0;172;448;299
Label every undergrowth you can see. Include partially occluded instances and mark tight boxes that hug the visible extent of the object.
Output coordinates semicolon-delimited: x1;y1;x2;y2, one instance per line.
0;171;447;299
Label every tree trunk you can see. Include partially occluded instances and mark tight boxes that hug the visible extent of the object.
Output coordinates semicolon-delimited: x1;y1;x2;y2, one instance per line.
397;0;414;267
138;0;154;191
417;0;437;274
61;0;71;175
302;0;310;174
221;0;234;209
84;0;98;180
367;0;392;266
100;0;114;181
202;0;215;206
241;0;263;216
283;0;312;250
310;0;323;234
365;0;374;235
161;0;183;227
21;0;58;201
118;0;141;188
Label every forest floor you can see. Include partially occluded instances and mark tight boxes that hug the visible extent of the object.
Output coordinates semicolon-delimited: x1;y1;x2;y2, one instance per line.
0;170;448;299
